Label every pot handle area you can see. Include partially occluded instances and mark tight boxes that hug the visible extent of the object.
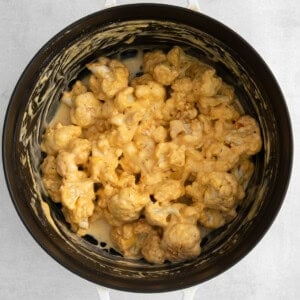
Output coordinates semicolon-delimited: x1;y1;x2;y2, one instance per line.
96;285;198;300
104;0;200;11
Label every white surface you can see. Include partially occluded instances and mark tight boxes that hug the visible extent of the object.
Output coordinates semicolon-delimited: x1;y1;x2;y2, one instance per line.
0;1;299;299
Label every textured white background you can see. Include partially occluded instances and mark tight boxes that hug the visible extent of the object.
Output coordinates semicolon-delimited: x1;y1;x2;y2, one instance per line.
0;1;299;299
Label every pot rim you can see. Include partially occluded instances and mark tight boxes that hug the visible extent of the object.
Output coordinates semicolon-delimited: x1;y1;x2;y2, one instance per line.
2;3;293;292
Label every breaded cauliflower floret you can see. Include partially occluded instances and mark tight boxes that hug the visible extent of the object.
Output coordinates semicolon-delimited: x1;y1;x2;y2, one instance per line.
169;119;186;139
108;110;143;147
217;81;235;101
209;104;240;121
152;126;168;143
41;156;61;203
198;95;233;114
70;92;101;127
153;179;184;202
110;219;154;258
204;142;240;168
87;58;129;100
135;81;166;114
61;80;87;107
213;119;235;140
114;87;135;112
41;123;82;155
145;202;181;227
162;223;201;262
89;137;122;184
195;172;240;212
67;138;91;165
197;206;227;229
56;151;87;180
145;202;198;228
107;187;150;222
184;148;231;178
172;119;203;147
119;142;140;174
171;77;194;94
193;69;222;97
153;63;179;86
224;115;262;156
143;50;167;74
232;159;254;187
155;142;186;170
130;73;154;87
166;46;185;68
60;178;95;230
162;92;198;121
134;134;156;170
141;232;165;264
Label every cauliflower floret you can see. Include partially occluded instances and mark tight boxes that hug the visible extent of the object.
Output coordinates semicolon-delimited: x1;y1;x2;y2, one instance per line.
232;159;254;187
139;170;172;190
166;46;185;68
231;159;254;200
155;142;186;170
162;223;201;262
135;81;166;117
171;119;203;148
66;138;91;165
193;69;222;97
171;77;193;94
184;148;231;178
61;80;87;107
209;104;240;121
198;95;232;114
213;119;235;140
133;134;156;173
145;202;198;228
70;92;101;127
204;142;240;168
114;87;135;112
167;46;195;77
60;178;95;230
153;63;179;86
145;202;181;227
197;206;226;229
200;171;239;212
152;126;168;143
41;123;82;155
163;92;198;121
141;232;165;264
169;119;186;139
217;81;235;101
107;187;150;222
110;219;154;258
186;180;205;202
130;73;154;87
56;151;87;180
119;142;140;174
41;156;61;203
87;58;129;100
224;115;262;156
116;171;136;188
143;50;167;74
152;179;184;202
109;110;143;147
89;137;122;184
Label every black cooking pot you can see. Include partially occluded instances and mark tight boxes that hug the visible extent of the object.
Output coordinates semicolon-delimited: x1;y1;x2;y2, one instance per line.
2;4;293;292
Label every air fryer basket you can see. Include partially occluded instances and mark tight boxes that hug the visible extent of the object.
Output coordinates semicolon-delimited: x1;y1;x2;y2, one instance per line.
3;4;292;292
